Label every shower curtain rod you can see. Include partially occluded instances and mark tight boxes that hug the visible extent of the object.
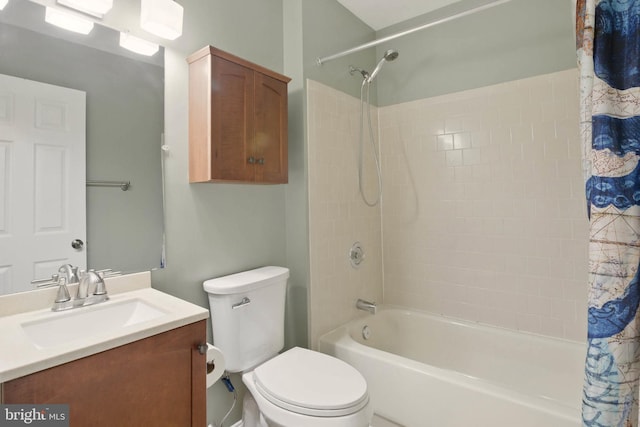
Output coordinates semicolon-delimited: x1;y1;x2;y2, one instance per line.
316;0;513;66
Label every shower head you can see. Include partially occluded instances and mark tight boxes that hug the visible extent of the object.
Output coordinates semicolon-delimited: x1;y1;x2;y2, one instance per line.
383;49;399;61
366;49;399;83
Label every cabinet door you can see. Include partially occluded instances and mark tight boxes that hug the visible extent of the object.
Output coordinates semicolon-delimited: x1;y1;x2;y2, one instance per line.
2;321;206;427
254;72;288;183
212;56;255;181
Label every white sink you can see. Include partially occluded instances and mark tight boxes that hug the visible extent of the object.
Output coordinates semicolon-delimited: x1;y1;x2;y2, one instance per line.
21;298;168;349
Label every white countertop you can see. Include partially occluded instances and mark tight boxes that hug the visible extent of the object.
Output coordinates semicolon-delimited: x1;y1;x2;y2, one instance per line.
0;274;208;383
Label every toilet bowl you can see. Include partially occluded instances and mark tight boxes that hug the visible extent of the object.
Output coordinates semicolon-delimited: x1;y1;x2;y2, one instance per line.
243;347;372;427
203;267;372;427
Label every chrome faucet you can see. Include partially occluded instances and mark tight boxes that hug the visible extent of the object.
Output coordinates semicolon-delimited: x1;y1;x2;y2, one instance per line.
356;298;377;315
58;264;79;284
52;270;108;311
76;270;108;300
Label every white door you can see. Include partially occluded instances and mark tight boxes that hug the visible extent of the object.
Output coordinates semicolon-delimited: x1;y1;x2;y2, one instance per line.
0;73;86;294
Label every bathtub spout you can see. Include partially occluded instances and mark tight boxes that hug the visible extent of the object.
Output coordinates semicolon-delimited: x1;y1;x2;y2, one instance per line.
356;298;377;315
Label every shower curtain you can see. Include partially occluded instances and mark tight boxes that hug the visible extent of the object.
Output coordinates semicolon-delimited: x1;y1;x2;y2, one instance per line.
578;0;640;425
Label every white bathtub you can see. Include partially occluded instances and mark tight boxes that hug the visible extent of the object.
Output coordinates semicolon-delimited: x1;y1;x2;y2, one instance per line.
318;307;585;427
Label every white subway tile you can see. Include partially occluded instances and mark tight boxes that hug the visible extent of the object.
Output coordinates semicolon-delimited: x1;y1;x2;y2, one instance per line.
471;129;491;148
311;69;588;344
544;138;569;160
463;148;483;166
517;314;542;334
563;318;587;342
454;132;472;149
539;316;565;337
445;150;464;167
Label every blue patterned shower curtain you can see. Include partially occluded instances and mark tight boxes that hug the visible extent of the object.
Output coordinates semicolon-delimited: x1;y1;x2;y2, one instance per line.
578;0;640;425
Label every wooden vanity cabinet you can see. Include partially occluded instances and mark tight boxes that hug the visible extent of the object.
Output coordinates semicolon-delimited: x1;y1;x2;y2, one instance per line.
2;320;206;427
187;45;291;184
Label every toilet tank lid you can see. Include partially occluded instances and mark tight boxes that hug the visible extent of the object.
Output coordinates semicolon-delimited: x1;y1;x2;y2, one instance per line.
203;266;289;295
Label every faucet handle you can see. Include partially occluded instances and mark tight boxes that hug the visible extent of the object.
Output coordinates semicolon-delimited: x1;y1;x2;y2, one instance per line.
76;269;91;299
70;266;79;284
58;264;80;284
92;271;107;296
54;277;71;303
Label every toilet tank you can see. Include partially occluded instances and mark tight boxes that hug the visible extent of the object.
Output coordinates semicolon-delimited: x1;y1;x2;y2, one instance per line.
203;266;289;372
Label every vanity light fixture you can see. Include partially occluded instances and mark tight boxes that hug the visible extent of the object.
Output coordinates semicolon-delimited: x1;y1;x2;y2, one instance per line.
0;0;8;11
140;0;183;40
57;0;113;18
119;32;159;56
45;7;94;34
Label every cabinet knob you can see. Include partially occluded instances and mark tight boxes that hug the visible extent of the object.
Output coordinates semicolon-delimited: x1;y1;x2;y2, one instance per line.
257;158;265;165
247;156;256;164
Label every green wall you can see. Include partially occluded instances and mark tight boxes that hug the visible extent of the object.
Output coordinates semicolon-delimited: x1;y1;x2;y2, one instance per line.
283;0;309;352
150;1;288;424
302;0;378;101
375;0;576;105
291;0;576;110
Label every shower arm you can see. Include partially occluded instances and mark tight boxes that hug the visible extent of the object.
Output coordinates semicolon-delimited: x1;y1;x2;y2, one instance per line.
316;0;512;66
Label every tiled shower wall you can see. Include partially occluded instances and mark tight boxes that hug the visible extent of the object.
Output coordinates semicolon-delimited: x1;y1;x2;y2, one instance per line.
379;69;588;341
307;69;588;344
307;79;383;348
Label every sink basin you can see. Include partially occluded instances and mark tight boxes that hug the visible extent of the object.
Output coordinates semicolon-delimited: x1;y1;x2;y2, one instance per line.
21;299;167;349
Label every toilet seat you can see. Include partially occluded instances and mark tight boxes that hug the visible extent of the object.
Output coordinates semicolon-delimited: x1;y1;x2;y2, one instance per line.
252;347;369;417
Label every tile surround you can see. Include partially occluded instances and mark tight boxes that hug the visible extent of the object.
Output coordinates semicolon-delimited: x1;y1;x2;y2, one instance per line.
307;79;383;348
380;68;587;341
307;68;588;344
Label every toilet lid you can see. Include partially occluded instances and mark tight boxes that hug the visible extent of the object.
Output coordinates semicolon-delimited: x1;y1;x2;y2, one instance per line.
253;347;369;417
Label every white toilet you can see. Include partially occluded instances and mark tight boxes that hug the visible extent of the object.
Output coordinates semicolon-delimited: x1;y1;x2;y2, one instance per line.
203;266;372;427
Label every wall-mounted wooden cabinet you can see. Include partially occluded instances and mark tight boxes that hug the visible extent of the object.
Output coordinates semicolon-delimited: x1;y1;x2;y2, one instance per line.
2;321;206;426
187;46;291;184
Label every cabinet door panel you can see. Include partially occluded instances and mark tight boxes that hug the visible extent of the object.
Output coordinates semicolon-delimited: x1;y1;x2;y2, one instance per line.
212;57;254;181
254;73;288;183
187;46;290;184
2;321;206;427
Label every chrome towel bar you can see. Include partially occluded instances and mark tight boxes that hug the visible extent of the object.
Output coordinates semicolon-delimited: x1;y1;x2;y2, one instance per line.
87;180;130;191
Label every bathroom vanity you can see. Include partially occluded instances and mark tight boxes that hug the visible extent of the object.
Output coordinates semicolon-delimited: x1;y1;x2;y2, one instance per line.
0;272;209;426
